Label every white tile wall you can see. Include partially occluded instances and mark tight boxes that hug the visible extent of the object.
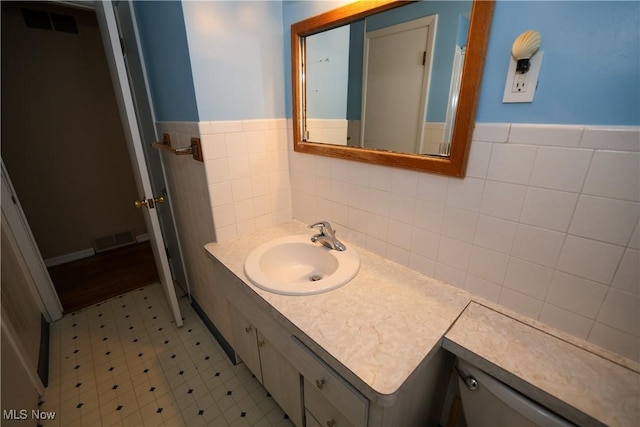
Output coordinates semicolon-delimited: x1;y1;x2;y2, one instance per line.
160;119;639;363
306;118;349;146
155;122;220;315
290;122;640;362
153;119;291;346
199;119;292;242
583;151;640;202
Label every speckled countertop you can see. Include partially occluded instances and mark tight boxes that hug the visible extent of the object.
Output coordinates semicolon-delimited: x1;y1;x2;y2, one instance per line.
205;221;470;396
205;220;639;426
444;302;639;427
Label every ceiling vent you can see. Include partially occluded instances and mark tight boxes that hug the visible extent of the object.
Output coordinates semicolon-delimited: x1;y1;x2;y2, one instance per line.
51;13;79;34
21;8;79;34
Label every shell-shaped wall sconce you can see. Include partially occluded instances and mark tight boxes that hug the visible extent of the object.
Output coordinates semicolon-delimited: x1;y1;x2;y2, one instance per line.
512;30;541;60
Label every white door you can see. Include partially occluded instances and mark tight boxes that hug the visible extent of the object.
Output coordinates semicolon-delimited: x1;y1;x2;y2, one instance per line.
113;1;191;297
361;15;436;153
95;1;183;327
1;161;64;322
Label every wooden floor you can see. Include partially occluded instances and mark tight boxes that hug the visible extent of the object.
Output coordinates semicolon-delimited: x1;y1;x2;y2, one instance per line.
48;241;159;313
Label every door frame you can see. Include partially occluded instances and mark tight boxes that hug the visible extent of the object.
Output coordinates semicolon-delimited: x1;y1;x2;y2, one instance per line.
1;0;185;325
95;0;183;326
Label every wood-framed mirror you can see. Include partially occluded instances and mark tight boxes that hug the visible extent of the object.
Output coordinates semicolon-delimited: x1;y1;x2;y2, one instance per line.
291;0;494;177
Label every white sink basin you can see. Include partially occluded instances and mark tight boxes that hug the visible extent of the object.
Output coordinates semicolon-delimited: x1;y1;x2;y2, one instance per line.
244;235;360;295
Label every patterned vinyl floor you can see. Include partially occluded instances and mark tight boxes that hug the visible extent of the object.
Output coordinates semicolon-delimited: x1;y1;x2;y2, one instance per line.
38;283;295;427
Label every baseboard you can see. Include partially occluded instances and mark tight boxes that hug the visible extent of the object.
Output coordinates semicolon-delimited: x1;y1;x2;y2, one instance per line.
190;297;238;365
44;248;95;267
45;236;150;267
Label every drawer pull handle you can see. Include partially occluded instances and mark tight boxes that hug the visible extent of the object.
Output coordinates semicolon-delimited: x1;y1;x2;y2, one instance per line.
245;326;253;333
326;420;335;427
257;340;265;348
316;378;326;389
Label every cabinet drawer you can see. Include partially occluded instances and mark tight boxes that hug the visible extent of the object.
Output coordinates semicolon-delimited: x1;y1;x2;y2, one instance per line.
292;337;368;426
305;378;364;427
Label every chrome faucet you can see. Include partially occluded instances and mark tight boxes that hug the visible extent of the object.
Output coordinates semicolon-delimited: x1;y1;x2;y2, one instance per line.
308;221;346;251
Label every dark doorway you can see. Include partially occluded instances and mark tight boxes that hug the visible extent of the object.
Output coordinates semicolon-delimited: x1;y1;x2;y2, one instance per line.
2;1;160;312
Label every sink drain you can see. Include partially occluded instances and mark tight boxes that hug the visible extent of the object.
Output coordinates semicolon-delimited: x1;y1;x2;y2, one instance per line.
309;275;323;282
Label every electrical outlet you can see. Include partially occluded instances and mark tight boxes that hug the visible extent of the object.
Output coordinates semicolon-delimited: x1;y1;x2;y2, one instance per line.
512;72;528;93
503;51;543;103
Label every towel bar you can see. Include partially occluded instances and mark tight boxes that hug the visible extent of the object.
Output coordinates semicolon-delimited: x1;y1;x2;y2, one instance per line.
151;133;203;162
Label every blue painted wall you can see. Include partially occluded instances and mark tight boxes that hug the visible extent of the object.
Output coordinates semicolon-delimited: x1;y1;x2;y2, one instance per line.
181;0;285;121
306;26;349;119
133;1;199;122
456;14;470;48
476;0;640;125
134;1;639;126
283;1;346;119
347;20;366;120
284;0;640;125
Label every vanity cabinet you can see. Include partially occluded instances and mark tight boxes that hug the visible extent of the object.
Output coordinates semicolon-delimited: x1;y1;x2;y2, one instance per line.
226;295;451;427
207;245;455;427
292;337;368;427
228;304;304;427
228;302;368;427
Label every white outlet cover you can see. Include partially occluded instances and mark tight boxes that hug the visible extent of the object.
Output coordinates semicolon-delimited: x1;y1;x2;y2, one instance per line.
503;51;544;103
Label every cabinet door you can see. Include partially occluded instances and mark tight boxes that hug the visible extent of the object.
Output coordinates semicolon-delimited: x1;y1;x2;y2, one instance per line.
229;305;262;383
258;331;304;427
305;410;323;427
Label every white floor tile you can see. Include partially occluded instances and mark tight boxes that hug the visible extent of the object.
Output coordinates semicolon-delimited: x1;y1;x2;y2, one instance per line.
37;283;290;427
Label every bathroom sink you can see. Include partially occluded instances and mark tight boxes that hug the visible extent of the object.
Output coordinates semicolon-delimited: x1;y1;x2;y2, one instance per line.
243;235;360;295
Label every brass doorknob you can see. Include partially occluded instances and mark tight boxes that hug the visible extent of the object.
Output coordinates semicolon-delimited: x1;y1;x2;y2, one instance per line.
134;199;148;209
134;196;165;209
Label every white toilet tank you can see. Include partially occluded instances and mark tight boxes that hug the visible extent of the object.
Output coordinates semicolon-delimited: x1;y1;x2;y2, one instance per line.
457;359;575;427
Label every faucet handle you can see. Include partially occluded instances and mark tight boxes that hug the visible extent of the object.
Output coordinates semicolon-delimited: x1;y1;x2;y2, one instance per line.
308;221;332;233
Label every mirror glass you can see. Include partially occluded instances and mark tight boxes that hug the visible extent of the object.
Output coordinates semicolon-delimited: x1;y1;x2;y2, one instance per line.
292;0;494;177
305;1;471;156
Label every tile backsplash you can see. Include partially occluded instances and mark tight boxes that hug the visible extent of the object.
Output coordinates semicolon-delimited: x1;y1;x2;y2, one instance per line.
155;119;292;343
159;120;639;362
290;123;640;362
200;119;292;242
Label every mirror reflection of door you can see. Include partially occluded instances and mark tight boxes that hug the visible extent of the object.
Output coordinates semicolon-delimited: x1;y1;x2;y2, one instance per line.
361;15;436;153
